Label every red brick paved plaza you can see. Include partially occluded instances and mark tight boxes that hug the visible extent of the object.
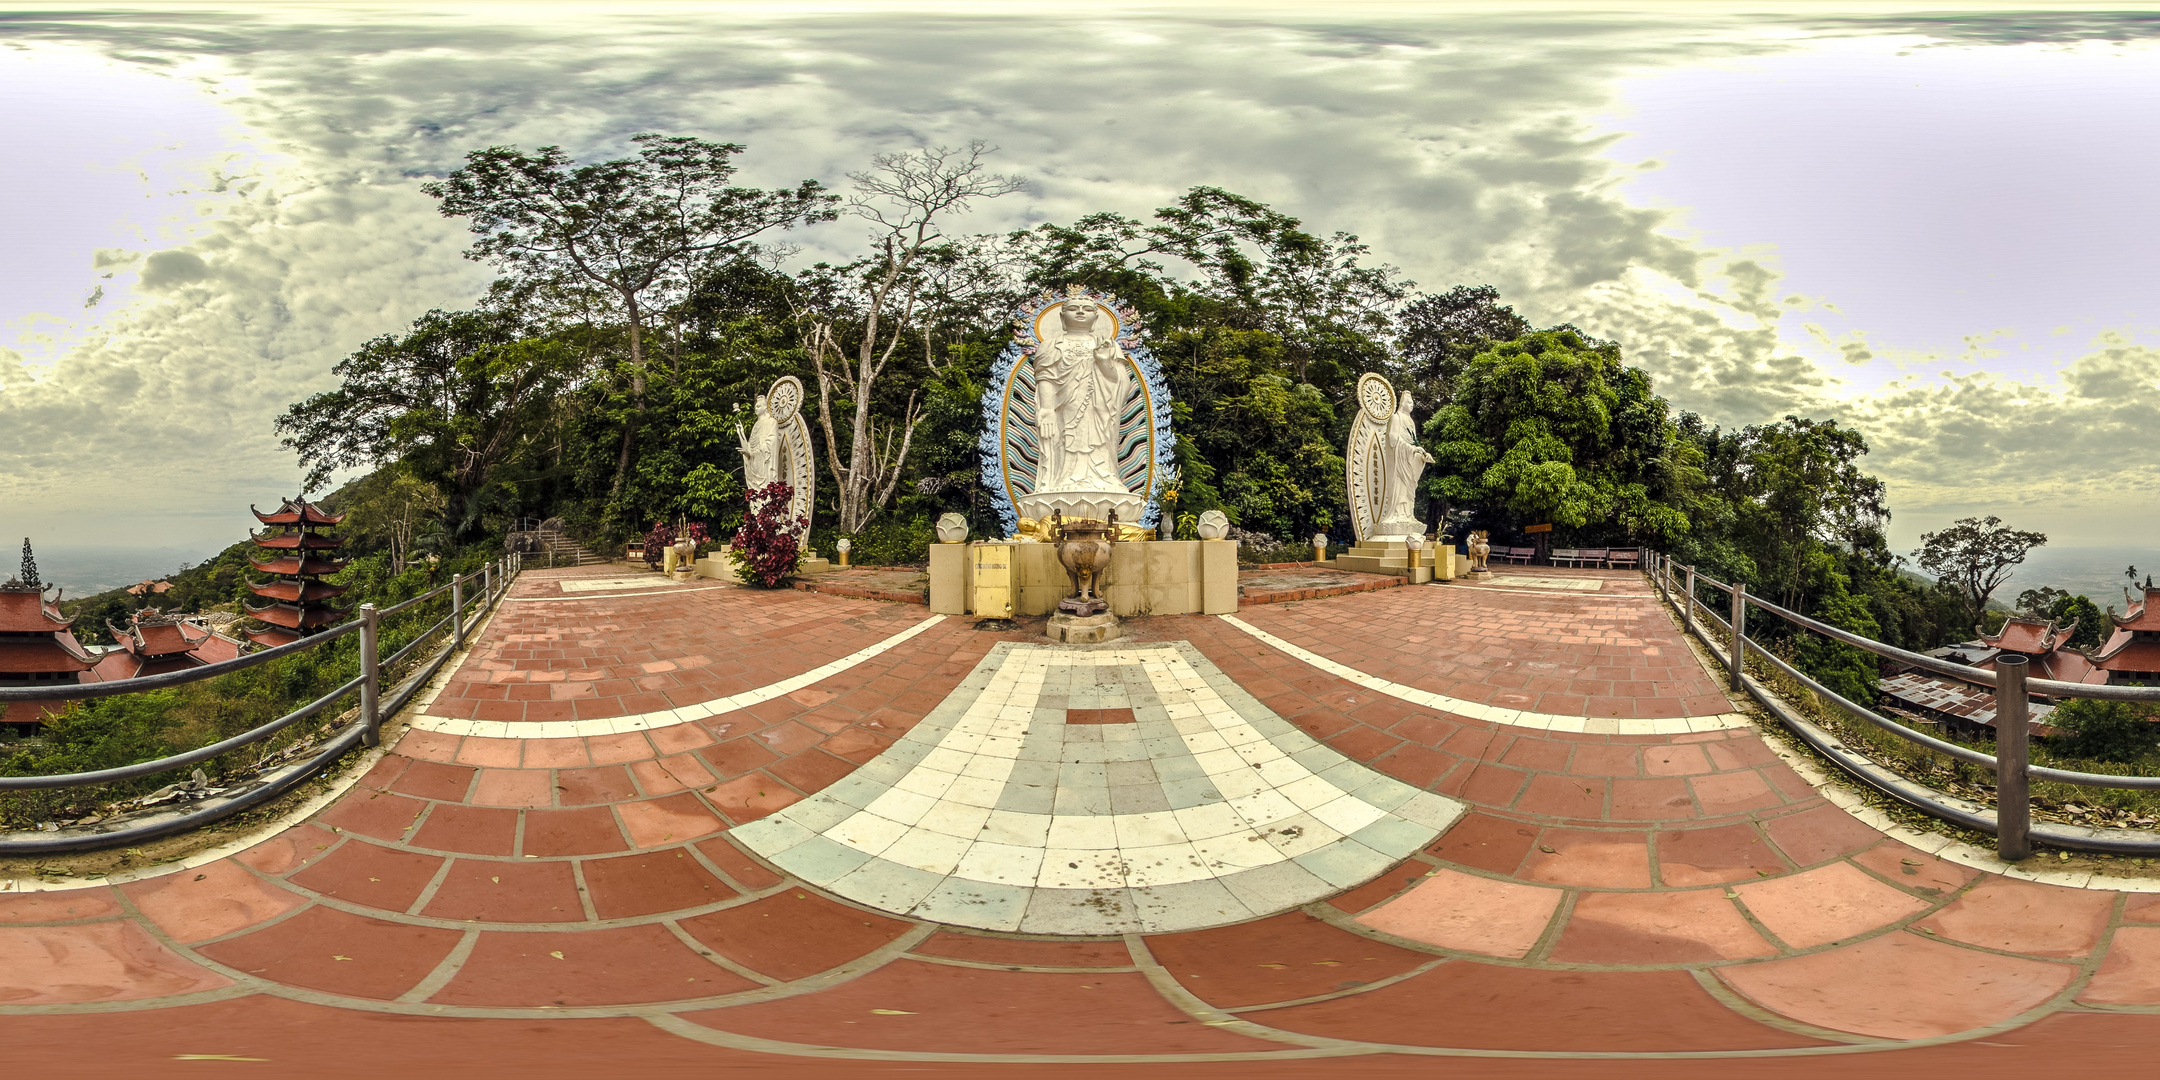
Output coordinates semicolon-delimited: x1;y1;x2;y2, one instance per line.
9;564;2160;1077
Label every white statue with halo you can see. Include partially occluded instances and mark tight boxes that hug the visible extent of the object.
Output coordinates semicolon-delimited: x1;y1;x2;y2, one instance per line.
735;375;816;546
1345;372;1433;544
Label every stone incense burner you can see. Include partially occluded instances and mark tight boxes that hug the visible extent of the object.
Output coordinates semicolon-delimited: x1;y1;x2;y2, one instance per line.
1051;511;1114;617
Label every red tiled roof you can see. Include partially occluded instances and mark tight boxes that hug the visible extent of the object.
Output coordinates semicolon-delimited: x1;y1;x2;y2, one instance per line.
247;579;350;604
2111;587;2160;633
245;601;346;631
252;530;344;551
190;632;241;665
1981;615;2069;655
2032;648;2104;685
91;649;144;682
244;624;299;648
0;589;71;633
252;498;344;527
130;621;208;657
2093;633;2160;680
0;637;96;674
249;554;348;577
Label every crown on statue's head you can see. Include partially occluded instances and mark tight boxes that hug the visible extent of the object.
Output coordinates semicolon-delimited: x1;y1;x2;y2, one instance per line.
1064;283;1089;298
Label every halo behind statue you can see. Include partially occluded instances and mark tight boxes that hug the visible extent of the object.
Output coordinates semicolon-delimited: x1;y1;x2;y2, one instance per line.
759;376;814;546
1344;372;1430;544
978;286;1175;537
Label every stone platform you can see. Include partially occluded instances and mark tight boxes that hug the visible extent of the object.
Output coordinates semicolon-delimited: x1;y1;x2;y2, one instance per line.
11;562;2160;1074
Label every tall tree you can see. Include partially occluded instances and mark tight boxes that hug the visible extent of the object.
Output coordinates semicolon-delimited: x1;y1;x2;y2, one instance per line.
1397;284;1532;405
1914;515;2048;629
277;309;577;533
794;142;1024;533
424;135;835;500
1425;328;1689;544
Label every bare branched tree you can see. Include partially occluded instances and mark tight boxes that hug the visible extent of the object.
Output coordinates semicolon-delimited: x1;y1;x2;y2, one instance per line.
795;142;1026;533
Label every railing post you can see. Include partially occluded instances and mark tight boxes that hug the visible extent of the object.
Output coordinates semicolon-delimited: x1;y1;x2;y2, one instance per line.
359;602;381;748
1995;655;2033;861
1684;566;1697;636
1729;582;1747;691
484;561;493;604
451;578;466;650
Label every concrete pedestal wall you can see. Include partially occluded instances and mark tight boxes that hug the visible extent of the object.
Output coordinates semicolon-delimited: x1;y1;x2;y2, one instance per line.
929;540;1239;618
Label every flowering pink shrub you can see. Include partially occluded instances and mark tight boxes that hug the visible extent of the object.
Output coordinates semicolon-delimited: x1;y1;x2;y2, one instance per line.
730;482;803;588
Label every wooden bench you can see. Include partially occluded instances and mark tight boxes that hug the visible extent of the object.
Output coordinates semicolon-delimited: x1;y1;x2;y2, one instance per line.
1606;548;1640;570
1501;546;1536;564
1550;547;1583;567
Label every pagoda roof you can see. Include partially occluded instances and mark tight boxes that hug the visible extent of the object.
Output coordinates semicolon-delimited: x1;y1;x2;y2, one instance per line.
247;578;351;604
252;498;345;527
1981;615;2077;655
2109;586;2160;633
244;625;300;648
244;600;347;631
249;553;348;578
0;635;97;674
0;588;72;633
109;613;215;659
251;529;345;551
2091;631;2160;676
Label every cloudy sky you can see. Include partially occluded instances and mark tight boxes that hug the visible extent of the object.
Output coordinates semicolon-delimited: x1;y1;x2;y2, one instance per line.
2;3;2156;567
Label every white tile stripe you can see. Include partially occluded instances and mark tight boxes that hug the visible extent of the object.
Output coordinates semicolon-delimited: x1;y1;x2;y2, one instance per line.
405;614;947;740
802;646;1454;891
1216;614;1751;737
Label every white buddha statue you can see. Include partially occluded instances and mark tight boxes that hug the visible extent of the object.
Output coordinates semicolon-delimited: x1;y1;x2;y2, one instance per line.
1034;295;1130;494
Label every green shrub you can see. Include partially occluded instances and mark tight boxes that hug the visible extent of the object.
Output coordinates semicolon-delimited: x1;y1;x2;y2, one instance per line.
2047;697;2160;762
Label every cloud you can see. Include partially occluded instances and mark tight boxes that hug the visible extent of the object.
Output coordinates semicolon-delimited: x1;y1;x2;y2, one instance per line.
0;8;2151;554
138;250;211;289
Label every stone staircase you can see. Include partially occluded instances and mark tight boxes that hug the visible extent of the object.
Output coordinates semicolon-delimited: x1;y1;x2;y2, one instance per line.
514;530;610;567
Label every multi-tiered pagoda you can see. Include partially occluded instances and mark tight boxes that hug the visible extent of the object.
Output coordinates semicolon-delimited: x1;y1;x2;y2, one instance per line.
244;498;350;648
0;540;98;728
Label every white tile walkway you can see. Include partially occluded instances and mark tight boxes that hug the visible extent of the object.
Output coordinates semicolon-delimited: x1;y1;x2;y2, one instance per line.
555;576;679;593
732;641;1463;935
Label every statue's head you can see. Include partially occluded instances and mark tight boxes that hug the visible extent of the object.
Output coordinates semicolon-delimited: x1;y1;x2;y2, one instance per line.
1398;390;1415;413
1058;296;1100;333
754;394;770;416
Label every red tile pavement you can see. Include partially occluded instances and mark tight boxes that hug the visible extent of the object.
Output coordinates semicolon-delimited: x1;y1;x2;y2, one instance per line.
19;564;2160;1072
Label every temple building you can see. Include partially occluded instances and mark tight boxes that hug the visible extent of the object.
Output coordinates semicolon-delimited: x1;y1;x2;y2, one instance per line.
91;609;245;681
1877;589;2160;738
1976;613;2099;686
2090;584;2160;684
244;497;351;648
0;540;97;729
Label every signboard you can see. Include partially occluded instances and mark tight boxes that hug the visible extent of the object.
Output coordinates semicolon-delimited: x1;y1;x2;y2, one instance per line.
1524;523;1553;534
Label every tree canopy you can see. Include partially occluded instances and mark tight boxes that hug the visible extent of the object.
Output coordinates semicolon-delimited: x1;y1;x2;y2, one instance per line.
266;133;2018;679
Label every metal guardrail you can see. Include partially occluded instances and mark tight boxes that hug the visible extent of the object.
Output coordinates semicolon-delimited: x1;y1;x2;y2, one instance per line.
1647;551;2160;860
0;553;522;854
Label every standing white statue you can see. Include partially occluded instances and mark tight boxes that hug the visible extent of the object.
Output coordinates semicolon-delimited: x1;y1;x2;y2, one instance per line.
1381;390;1433;529
1035;294;1131;494
736;394;780;492
1345;373;1431;543
736;377;815;546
